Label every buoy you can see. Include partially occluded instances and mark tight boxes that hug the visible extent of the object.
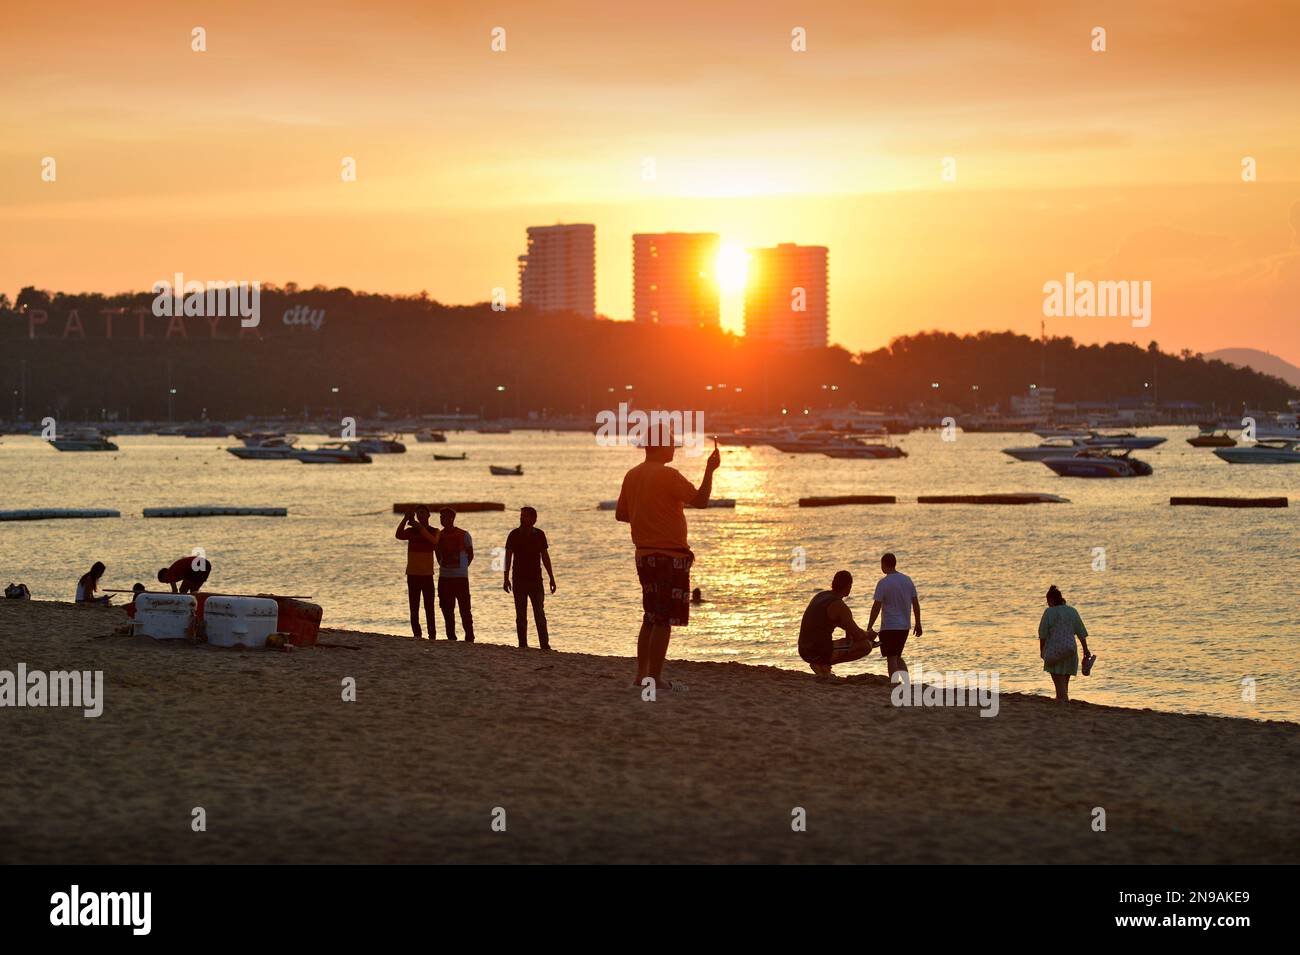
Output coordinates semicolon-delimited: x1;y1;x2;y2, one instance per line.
917;494;1069;505
392;502;505;513
1169;497;1288;508
0;508;121;521
799;496;896;507
143;506;287;518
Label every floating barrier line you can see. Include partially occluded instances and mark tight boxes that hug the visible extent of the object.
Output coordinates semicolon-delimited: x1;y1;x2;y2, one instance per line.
143;506;287;518
1169;496;1288;508
0;508;121;521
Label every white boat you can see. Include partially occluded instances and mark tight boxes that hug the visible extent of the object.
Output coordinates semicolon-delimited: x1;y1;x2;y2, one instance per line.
821;433;907;459
715;428;783;447
236;431;296;447
49;432;118;452
349;435;406;454
413;429;447;443
227;436;298;459
1083;431;1166;449
1256;420;1300;440
292;443;373;464
489;464;523;476
1041;448;1153;478
770;430;906;458
1002;437;1097;461
1213;440;1300;464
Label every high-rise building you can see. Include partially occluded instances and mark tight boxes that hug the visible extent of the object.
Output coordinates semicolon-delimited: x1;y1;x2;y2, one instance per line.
632;232;720;328
517;223;596;318
743;243;828;349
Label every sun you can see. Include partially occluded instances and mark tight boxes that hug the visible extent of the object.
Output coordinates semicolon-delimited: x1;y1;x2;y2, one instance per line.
715;244;750;293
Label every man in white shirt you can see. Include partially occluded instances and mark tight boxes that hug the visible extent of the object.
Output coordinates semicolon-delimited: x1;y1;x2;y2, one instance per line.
867;552;921;681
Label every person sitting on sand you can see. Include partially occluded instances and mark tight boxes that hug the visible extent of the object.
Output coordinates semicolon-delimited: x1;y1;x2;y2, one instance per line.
798;571;876;678
157;554;211;594
125;582;146;619
75;561;111;604
396;506;440;640
867;552;921;682
1038;584;1094;703
615;430;720;691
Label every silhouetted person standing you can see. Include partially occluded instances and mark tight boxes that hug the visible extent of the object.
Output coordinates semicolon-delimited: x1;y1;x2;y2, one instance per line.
435;506;474;642
867;552;921;682
396;505;440;639
504;506;555;649
615;430;720;690
1039;584;1094;703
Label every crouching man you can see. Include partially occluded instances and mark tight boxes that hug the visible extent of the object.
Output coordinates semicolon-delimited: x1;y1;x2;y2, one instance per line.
798;570;876;678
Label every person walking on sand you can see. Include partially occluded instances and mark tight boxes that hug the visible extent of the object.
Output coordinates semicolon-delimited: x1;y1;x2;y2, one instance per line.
798;570;877;678
435;507;474;642
1038;584;1094;703
867;552;921;683
503;506;555;650
157;554;211;594
615;430;720;690
75;561;111;604
396;505;440;640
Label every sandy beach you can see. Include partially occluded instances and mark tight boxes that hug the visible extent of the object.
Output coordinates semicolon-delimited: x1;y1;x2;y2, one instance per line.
1;599;1296;864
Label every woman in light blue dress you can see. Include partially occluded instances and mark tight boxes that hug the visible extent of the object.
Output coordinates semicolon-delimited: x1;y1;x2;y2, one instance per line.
1037;585;1093;703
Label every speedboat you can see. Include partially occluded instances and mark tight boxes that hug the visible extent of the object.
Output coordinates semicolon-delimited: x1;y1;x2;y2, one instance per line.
49;432;118;452
1213;440;1300;464
489;464;523;476
1041;448;1153;478
236;431;296;447
1002;437;1097;461
1084;431;1166;449
1186;430;1236;448
349;435;406;454
227;437;298;459
180;423;230;438
292;443;372;464
771;430;906;457
715;428;784;447
413;429;447;443
820;431;907;459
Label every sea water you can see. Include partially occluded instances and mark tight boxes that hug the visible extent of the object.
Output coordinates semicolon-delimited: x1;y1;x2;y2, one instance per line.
2;429;1295;721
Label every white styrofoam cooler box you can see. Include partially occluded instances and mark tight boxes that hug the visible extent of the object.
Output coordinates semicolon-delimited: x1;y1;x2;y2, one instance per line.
203;596;279;649
133;593;197;641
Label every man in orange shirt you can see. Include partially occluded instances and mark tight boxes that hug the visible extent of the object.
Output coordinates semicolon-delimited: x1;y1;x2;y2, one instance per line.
615;431;720;691
396;505;440;639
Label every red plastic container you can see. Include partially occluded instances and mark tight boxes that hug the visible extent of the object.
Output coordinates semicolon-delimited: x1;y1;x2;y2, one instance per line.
273;598;323;647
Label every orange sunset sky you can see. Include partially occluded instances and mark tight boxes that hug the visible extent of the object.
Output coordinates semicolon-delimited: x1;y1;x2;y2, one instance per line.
2;0;1299;363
